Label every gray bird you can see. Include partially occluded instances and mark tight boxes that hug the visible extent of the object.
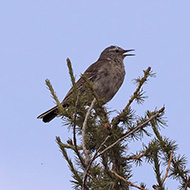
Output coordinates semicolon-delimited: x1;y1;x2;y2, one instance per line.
37;46;134;123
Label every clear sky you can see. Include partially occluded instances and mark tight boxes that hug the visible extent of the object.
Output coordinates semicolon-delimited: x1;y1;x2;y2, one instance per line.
1;1;190;189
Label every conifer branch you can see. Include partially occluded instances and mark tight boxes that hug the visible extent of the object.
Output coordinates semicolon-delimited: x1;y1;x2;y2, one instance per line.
45;63;189;189
97;107;165;159
112;67;153;127
148;112;190;189
110;170;149;190
67;58;78;95
161;152;173;185
45;79;65;114
56;137;82;185
123;67;152;112
67;58;85;168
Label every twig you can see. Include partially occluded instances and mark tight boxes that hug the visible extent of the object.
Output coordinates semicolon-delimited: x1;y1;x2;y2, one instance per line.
126;150;147;160
152;185;162;190
161;152;174;185
60;142;82;150
82;98;96;164
96;107;165;159
185;175;190;190
110;170;149;190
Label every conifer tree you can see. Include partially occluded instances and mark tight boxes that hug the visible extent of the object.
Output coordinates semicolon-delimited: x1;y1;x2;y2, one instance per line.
45;58;190;190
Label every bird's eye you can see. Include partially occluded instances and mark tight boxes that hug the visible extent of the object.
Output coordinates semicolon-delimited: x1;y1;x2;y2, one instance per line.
115;49;119;53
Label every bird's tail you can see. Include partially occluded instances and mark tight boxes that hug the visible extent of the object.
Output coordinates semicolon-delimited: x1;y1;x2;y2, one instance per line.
37;106;58;123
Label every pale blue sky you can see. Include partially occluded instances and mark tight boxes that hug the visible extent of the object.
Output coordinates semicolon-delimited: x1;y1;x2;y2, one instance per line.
1;1;190;189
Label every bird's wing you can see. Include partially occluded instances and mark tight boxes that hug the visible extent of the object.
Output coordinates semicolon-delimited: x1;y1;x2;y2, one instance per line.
61;59;104;105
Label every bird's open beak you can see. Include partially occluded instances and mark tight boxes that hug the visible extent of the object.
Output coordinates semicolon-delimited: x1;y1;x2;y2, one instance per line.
122;49;135;58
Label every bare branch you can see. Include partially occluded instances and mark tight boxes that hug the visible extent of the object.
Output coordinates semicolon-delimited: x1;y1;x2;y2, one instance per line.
82;98;96;164
161;152;174;185
184;175;190;190
126;150;147;160
110;170;149;190
82;98;96;190
83;135;111;190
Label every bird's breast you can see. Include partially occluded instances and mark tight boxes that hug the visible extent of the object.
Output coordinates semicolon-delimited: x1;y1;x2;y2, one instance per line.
93;61;125;103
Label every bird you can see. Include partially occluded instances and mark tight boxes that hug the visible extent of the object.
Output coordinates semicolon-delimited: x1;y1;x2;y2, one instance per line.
37;45;135;123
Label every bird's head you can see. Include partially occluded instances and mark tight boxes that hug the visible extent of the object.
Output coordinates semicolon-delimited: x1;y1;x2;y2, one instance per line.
99;46;135;61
